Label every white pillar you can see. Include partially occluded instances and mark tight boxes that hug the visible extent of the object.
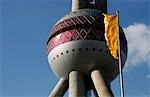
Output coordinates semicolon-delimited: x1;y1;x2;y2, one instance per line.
91;70;113;97
49;78;68;97
69;71;86;97
72;0;88;12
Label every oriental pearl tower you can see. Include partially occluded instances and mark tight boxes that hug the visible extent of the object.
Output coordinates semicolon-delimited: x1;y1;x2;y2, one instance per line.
47;0;127;97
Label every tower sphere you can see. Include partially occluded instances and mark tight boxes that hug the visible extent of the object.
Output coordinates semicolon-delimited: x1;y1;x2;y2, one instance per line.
47;2;127;82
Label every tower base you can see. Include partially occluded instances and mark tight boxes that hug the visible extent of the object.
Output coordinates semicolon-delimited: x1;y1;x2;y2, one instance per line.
49;70;114;97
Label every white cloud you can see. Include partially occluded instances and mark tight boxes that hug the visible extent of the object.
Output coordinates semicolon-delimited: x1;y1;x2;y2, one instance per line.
123;23;150;68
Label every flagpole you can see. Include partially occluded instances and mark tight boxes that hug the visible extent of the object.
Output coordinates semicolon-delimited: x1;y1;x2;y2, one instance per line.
116;10;125;97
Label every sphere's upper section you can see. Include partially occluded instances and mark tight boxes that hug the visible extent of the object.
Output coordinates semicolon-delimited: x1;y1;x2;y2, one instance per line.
47;9;128;81
47;9;127;55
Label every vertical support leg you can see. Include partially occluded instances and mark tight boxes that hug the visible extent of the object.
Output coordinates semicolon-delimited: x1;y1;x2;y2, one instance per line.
69;71;86;97
91;70;113;97
49;78;68;97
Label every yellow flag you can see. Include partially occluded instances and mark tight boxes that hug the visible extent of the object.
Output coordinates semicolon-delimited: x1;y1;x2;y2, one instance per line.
103;14;119;59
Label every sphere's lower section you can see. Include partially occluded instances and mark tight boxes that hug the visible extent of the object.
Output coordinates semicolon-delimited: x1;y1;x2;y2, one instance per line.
48;40;126;81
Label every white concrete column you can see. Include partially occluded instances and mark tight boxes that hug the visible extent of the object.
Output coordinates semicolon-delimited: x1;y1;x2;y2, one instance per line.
49;78;68;97
91;70;113;97
72;0;88;12
69;71;86;97
71;0;107;13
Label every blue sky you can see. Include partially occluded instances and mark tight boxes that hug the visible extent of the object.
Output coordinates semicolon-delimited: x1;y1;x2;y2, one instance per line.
0;0;149;97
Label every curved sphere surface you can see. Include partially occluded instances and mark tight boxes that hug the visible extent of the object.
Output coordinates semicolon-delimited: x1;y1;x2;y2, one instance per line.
47;9;127;81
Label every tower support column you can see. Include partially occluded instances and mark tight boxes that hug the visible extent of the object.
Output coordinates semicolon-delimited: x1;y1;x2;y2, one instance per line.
49;78;68;97
72;0;88;12
69;71;86;97
91;70;113;97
